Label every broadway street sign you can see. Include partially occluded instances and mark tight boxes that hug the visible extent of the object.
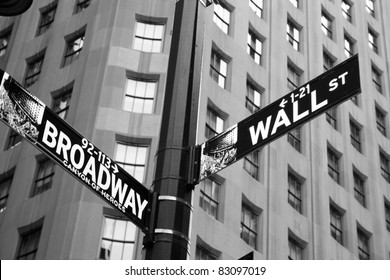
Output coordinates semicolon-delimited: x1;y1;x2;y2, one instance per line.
0;70;151;232
195;54;361;182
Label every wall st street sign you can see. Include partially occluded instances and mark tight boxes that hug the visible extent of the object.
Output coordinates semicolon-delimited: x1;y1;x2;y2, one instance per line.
196;55;361;182
0;70;152;232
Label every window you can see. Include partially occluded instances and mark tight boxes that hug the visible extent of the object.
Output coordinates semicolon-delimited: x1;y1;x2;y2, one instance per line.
25;54;45;87
249;0;263;18
0;176;12;213
99;215;136;260
288;128;301;152
376;107;386;136
380;152;390;183
326;108;337;129
52;89;72;120
288;237;303;260
287;64;300;90
372;67;382;93
289;0;299;8
74;0;90;14
246;81;261;113
354;171;366;207
124;77;156;114
328;148;340;184
115;143;148;183
330;205;343;244
213;2;231;34
244;150;259;179
287;20;300;51
210;49;228;89
323;52;334;72
199;177;221;219
385;201;390;232
366;0;375;17
321;13;333;39
206;108;224;139
32;157;55;196
350;120;362;152
342;1;352;22
36;4;57;36
288;173;302;213
357;228;370;260
16;226;42;259
63;33;85;67
195;245;218;260
5;129;22;150
0;28;11;57
133;21;164;53
247;29;263;65
241;204;258;249
344;35;354;58
368;29;378;54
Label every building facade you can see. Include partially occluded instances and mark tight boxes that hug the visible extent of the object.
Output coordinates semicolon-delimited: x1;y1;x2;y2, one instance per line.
1;0;390;260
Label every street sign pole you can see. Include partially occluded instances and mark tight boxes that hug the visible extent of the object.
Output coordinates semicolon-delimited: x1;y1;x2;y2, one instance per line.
143;0;204;259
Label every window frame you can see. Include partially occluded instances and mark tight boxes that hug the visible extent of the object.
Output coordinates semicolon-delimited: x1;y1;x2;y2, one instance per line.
287;64;301;90
357;228;370;260
385;201;390;232
372;66;382;93
321;12;333;39
0;27;12;57
287;20;300;51
36;4;57;36
376;107;387;136
16;225;42;260
326;107;337;130
5;129;22;150
330;205;343;245
124;76;157;114
213;2;231;34
99;214;137;260
368;29;379;54
31;157;56;197
249;0;263;18
380;151;390;183
341;0;352;22
114;142;149;184
24;54;45;88
62;32;85;67
344;35;354;58
366;0;375;17
288;172;303;214
328;148;341;184
133;20;165;53
288;237;303;260
210;48;228;89
288;127;301;152
206;107;225;139
0;175;12;213
240;203;258;249
247;29;263;65
244;150;259;180
353;171;366;207
246;81;262;113
350;120;362;153
74;0;90;14
199;177;221;220
52;88;72;120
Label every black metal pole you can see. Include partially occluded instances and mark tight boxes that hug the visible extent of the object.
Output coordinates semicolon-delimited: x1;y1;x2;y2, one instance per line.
143;0;204;259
